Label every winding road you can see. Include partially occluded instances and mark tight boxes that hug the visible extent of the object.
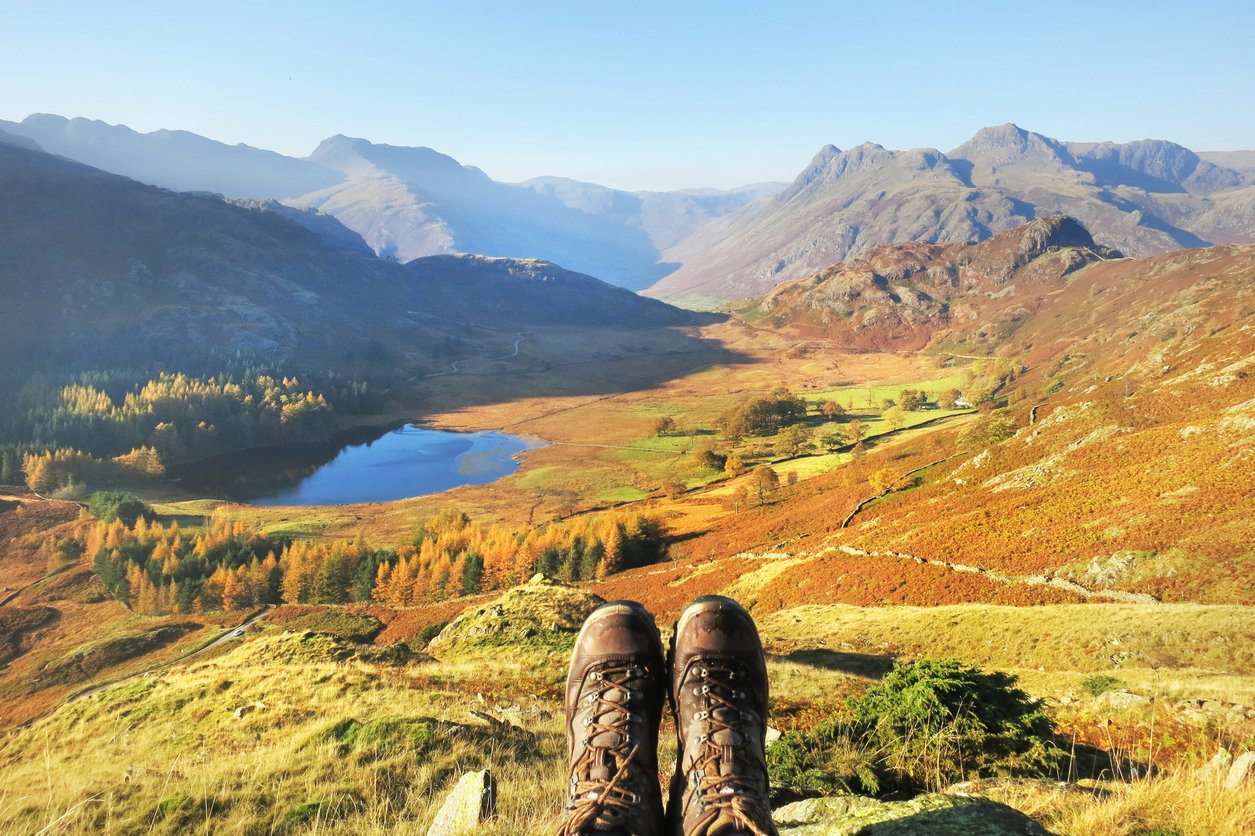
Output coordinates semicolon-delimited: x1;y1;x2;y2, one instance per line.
65;605;274;704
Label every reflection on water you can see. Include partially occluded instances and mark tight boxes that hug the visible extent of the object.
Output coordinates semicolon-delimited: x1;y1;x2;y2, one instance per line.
175;424;541;506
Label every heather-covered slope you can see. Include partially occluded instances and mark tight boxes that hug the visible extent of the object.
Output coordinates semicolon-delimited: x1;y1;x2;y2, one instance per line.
648;124;1255;305
673;238;1255;607
738;216;1120;349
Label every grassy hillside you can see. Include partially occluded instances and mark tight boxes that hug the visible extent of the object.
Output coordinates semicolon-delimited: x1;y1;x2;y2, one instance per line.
0;579;1251;834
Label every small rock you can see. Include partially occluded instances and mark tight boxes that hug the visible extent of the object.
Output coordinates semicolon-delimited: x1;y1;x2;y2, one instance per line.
1094;689;1152;711
426;769;497;836
1198;748;1233;783
1225;751;1255;790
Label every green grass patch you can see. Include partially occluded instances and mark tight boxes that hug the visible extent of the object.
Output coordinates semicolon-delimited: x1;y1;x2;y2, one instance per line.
807;370;970;410
282;612;384;643
597;486;650;503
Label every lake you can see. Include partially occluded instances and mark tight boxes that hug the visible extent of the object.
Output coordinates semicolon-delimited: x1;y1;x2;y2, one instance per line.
174;424;541;506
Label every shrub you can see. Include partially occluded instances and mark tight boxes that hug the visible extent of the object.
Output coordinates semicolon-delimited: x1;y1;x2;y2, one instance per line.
86;490;150;525
769;659;1062;797
1083;674;1123;697
418;621;448;646
851;659;1061;790
958;411;1017;450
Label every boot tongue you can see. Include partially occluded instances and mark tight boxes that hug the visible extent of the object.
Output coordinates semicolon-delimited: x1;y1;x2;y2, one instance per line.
591;686;629;747
711;704;742;746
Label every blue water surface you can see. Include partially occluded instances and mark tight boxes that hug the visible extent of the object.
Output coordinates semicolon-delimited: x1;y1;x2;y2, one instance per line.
248;425;540;506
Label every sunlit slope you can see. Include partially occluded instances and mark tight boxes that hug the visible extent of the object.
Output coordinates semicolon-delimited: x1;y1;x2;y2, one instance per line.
640;230;1255;606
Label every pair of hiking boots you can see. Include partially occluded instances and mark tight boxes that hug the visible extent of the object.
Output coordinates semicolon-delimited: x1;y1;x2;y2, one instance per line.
558;596;777;836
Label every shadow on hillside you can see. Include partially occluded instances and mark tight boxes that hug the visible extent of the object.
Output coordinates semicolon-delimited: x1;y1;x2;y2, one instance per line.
774;648;895;679
413;318;758;414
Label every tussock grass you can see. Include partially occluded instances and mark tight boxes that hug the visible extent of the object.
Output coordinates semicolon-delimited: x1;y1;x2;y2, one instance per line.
0;632;572;834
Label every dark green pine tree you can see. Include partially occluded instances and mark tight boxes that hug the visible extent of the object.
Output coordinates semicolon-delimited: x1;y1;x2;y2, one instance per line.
460;551;485;596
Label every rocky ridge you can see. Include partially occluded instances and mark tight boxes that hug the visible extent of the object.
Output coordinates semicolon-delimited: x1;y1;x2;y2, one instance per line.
743;216;1119;349
649;124;1255;304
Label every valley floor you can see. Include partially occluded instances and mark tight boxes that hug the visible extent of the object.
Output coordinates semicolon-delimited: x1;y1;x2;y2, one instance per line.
2;303;1253;833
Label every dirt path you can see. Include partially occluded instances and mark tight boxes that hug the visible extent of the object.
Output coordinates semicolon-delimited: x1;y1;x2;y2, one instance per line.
735;539;1160;605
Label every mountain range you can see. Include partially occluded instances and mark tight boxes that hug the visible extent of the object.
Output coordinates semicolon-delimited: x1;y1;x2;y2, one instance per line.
4;115;1255;307
0;114;775;291
647;124;1255;305
0;137;690;380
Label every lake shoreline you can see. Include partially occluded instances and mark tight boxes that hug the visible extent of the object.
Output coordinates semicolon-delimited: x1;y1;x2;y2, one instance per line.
170;424;544;507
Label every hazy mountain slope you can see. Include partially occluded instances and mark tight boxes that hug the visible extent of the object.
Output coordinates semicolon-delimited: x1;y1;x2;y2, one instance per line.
229;198;375;255
0;125;41;151
403;254;694;327
1199;150;1255;181
521;176;782;250
0;141;413;372
648;125;1255;305
0;143;695;377
295;136;677;289
0;113;343;199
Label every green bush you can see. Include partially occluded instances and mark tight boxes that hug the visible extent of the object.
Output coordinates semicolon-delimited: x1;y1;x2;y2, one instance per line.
283;611;383;643
769;658;1062;797
86;490;149;525
852;659;1061;790
1083;674;1123;697
418;621;448;646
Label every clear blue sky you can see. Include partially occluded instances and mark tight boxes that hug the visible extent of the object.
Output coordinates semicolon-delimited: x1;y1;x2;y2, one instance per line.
2;1;1253;190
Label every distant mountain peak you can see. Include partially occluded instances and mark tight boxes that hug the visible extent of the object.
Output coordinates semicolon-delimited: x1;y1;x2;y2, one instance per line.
952;123;1075;166
809;144;842;166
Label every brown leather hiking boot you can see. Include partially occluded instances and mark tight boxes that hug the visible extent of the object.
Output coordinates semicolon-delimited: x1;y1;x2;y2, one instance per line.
558;601;667;836
667;596;777;836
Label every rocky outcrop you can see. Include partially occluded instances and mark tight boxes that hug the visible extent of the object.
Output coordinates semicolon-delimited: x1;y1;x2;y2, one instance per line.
426;574;602;652
648;124;1252;304
773;794;1047;835
748;217;1119;350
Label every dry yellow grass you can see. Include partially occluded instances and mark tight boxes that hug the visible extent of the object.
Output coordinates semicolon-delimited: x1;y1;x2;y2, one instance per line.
0;633;573;834
2;599;1252;834
758;603;1255;690
984;772;1255;836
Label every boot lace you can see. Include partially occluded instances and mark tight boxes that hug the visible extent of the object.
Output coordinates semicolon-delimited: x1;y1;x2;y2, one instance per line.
559;662;650;836
685;662;774;836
